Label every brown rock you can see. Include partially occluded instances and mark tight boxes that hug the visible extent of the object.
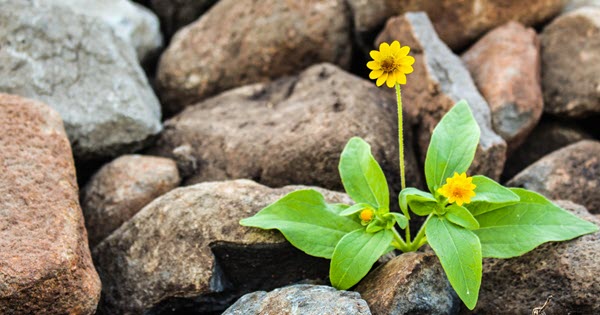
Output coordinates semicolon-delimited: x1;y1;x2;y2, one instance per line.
156;0;351;114
0;94;101;314
93;179;351;314
348;0;565;51
541;7;600;118
467;200;600;314
508;140;600;213
462;22;543;153
150;63;422;197
376;12;507;180
356;252;459;315
81;154;180;247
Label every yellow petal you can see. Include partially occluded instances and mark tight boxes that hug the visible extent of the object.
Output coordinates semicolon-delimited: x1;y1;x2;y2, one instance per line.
396;72;407;85
400;65;414;74
367;61;381;70
398;46;410;57
370;50;381;61
386;72;396;87
456;199;464;206
390;41;401;54
401;56;416;66
369;69;383;79
379;42;390;55
376;72;388;86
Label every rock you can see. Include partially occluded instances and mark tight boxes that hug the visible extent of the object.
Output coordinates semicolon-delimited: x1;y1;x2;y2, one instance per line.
468;200;600;314
508;140;600;213
502;120;592;179
93;180;351;314
348;0;565;51
356;252;459;315
0;94;101;314
563;0;600;12
150;63;422;196
45;0;163;63
156;0;352;114
0;0;162;159
223;284;371;315
462;22;543;153
376;12;507;180
146;0;218;39
541;7;600;118
81;155;180;247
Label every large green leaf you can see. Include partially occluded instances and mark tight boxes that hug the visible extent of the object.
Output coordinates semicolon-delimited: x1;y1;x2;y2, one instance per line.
399;187;437;217
474;188;599;258
339;137;389;210
330;229;394;290
240;190;362;259
424;101;480;193
446;204;479;230
426;216;482;310
464;176;520;216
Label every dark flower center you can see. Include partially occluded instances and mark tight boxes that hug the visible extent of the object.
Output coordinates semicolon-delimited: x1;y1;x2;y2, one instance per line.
380;57;396;72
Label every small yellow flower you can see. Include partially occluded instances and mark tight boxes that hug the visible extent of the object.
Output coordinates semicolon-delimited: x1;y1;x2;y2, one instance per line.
438;172;477;206
359;208;375;222
367;40;415;88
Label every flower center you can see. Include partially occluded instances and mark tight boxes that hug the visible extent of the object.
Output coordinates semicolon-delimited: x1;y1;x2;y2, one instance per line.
359;209;375;222
380;57;396;72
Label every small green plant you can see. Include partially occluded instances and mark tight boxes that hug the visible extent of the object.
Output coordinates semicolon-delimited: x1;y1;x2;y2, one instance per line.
240;41;598;310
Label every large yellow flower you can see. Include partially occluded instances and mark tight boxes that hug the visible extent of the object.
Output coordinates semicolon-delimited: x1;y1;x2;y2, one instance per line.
438;172;477;206
367;41;415;88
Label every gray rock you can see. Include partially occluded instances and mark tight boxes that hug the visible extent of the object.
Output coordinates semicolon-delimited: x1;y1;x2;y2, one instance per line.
541;7;600;118
93;180;352;314
0;0;162;159
356;252;459;315
223;285;371;315
376;12;507;180
563;0;600;12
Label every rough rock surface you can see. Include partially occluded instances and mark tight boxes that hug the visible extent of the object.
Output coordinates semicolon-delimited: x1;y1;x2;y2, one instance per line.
0;0;162;159
508;140;600;213
223;285;371;315
156;0;352;114
93;180;352;314
81;155;180;247
348;0;565;50
503;120;592;179
541;7;600;118
145;0;218;39
563;0;600;13
151;63;422;195
356;252;459;315
467;200;600;314
462;22;543;152
0;94;101;314
45;0;163;62
376;13;507;180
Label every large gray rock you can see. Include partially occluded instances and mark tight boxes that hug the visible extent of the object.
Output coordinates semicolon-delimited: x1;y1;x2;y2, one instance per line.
376;12;507;180
93;180;351;314
0;0;162;159
224;285;371;315
563;0;600;12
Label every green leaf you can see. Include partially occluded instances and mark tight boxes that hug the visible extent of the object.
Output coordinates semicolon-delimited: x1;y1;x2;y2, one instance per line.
339;137;389;209
330;229;394;290
424;101;480;193
384;212;408;229
328;203;351;215
240;190;362;259
399;187;437;217
340;203;372;216
446;204;479;230
426;216;482;310
464;176;520;216
474;188;599;258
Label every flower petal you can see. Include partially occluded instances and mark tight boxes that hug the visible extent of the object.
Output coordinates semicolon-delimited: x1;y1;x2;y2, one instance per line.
379;42;390;55
386;72;396;87
390;41;401;54
369;69;383;79
395;72;407;85
398;46;410;57
370;50;381;61
376;72;388;86
367;61;381;70
401;56;415;66
399;65;414;74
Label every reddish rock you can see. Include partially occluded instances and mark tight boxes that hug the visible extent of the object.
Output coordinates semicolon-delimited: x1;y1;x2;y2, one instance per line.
462;22;543;153
508;140;600;213
0;94;101;314
156;0;351;114
376;12;507;180
541;7;600;118
81;154;180;247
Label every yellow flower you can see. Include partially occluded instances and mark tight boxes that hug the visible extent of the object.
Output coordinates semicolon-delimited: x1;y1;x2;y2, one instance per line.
438;172;477;206
367;41;415;88
359;208;375;222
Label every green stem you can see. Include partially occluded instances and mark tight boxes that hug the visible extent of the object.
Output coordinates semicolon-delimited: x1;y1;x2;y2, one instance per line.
392;228;409;252
395;83;406;191
409;213;434;251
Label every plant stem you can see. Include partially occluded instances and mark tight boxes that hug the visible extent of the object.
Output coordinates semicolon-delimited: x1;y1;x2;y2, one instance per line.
392;228;409;252
409;213;434;251
395;83;406;191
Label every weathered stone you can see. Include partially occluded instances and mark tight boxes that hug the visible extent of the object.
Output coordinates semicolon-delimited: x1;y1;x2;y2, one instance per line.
93;180;351;314
563;0;600;12
146;0;218;39
508;140;600;213
541;7;600;118
503;120;592;179
467;200;600;314
45;0;163;62
81;155;180;247
0;94;101;314
151;63;422;196
223;284;371;315
376;13;507;180
156;0;352;114
348;0;565;51
356;252;459;315
462;22;543;153
0;0;162;159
